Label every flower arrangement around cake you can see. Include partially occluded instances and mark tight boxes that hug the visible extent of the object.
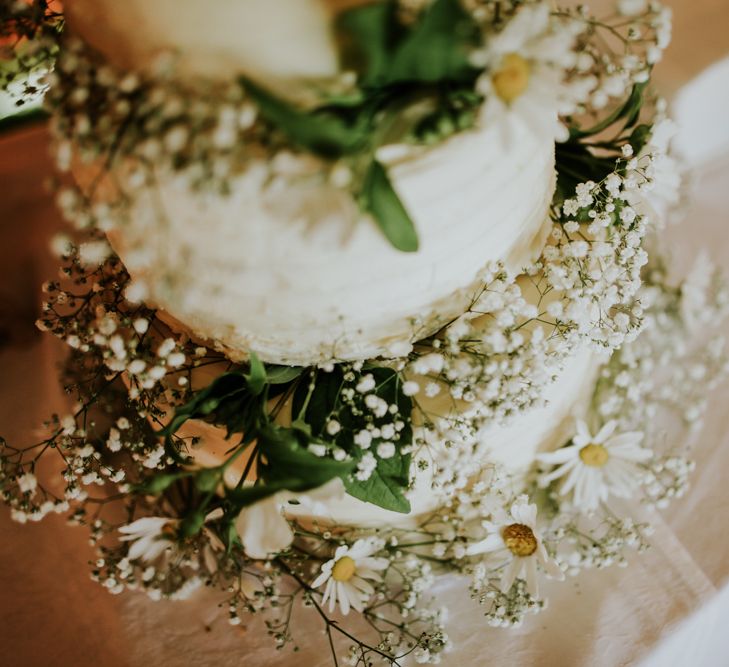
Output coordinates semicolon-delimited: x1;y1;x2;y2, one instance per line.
2;0;728;664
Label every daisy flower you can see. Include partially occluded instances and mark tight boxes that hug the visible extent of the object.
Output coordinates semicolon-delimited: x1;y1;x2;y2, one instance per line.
474;4;589;144
466;495;563;597
119;516;176;561
537;420;652;511
311;538;388;615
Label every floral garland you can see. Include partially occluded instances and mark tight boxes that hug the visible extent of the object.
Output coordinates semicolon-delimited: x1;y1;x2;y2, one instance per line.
2;0;727;665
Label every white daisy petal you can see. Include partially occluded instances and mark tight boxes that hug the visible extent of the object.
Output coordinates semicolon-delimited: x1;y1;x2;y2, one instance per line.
500;557;521;594
594;420;618;444
466;532;504;555
537;446;578;464
541;457;579;485
574;420;592;445
337;581;351;615
524;557;539;597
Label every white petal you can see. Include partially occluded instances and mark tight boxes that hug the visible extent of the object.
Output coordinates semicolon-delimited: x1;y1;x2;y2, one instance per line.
500;558;521;594
465;532;504;555
204;507;224;522
236;497;293;560
605;432;643;449
357;556;388;571
311;566;332;589
350;575;374;596
594;420;618;444
537;446;578;465
327;579;338;613
119;516;168;537
524;557;539;597
537;545;565;581
559;466;583;497
337;581;350;615
321;578;335;607
127;535;154;561
574;420;592;445
510;499;537;527
541;457;579;485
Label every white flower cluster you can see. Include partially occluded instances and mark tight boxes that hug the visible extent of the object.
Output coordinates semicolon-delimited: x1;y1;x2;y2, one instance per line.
404;154;657;464
47;37;258;190
595;257;729;443
555;516;651;572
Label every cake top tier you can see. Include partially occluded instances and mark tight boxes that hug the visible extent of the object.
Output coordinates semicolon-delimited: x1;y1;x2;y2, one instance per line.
62;0;565;364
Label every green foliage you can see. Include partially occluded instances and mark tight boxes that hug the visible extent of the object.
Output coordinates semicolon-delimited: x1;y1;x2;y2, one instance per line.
361;160;419;251
569;81;649;140
557;81;652;201
293;366;413;513
138;471;188;494
256;424;354;489
383;0;478;86
241;0;483;253
156;357;358;512
338;0;478;87
244;79;371;157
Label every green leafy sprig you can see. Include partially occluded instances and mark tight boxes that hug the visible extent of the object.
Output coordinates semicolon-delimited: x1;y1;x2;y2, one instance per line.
556;80;653;201
154;354;414;530
243;0;481;252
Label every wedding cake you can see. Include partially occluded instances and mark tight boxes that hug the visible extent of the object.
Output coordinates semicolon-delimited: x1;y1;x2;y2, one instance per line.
3;0;728;663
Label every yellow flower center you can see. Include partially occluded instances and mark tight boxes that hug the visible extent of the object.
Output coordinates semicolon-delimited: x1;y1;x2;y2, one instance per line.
502;523;538;557
579;443;609;467
492;53;531;103
331;556;357;582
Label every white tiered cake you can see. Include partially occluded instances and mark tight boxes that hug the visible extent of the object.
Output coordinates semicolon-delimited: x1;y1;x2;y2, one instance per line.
59;0;600;528
9;1;728;663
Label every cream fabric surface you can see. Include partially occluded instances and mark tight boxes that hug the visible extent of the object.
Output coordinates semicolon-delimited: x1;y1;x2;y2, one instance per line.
0;40;728;667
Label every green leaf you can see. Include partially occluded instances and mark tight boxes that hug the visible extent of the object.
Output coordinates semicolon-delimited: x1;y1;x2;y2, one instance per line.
570;80;649;139
195;467;221;493
387;0;478;85
224;480;290;507
361;160;419;252
628;123;652;154
292;368;344;434
137;471;187;495
179;511;206;538
159;372;249;436
243;78;371;157
555;140;618;202
265;365;305;385
243;351;266;396
257;425;354;489
337;1;399;85
292;364;414;513
345;465;411;513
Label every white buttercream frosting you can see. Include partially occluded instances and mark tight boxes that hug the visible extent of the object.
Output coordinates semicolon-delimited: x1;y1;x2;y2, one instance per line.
106;120;555;365
66;0;557;366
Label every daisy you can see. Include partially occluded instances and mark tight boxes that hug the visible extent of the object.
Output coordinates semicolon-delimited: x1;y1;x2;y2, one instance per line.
474;4;589;144
119;516;177;561
537;420;651;511
121;508;224;563
311;538;388;615
466;495;563;597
